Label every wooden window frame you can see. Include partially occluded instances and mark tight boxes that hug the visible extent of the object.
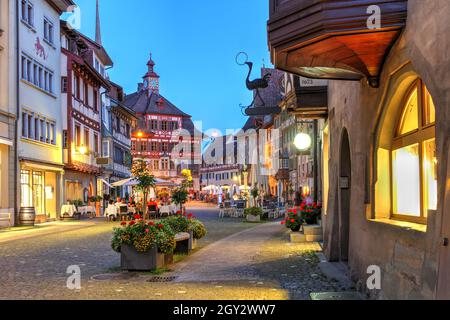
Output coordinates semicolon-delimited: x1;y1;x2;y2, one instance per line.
390;79;436;224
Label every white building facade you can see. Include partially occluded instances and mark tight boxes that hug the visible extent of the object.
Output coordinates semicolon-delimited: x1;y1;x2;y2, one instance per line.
17;0;73;223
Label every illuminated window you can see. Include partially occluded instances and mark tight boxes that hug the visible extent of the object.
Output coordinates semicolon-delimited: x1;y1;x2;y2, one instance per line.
21;170;32;207
392;80;436;223
32;171;44;215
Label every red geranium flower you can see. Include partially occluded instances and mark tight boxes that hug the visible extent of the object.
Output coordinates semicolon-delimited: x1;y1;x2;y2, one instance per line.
290;219;295;223
157;223;164;229
120;221;127;226
129;220;136;226
145;229;150;233
134;214;141;220
176;210;182;215
148;221;155;226
280;220;285;225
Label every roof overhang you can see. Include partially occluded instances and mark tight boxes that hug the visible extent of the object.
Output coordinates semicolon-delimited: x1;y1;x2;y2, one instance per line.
268;0;408;87
46;0;75;14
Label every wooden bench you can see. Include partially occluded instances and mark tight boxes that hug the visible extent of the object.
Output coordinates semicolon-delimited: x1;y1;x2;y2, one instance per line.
174;232;192;254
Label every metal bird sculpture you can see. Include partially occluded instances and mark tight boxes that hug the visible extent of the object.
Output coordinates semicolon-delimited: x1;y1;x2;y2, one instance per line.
236;52;272;115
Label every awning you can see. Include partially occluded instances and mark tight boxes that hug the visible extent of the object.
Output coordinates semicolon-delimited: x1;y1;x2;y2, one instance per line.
111;178;136;187
111;177;177;188
100;178;113;188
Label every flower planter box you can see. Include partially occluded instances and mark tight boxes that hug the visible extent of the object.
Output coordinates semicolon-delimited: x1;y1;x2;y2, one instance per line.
120;244;165;271
246;214;261;222
164;253;174;266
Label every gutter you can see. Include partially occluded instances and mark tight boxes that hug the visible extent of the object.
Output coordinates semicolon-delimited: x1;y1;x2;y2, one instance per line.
14;0;20;226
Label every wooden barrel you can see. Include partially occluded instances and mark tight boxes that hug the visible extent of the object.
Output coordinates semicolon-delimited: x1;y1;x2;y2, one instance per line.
19;207;36;226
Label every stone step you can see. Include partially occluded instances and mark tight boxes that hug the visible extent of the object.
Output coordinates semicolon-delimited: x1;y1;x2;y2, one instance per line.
305;234;323;242
290;232;306;243
290;232;323;243
303;225;323;236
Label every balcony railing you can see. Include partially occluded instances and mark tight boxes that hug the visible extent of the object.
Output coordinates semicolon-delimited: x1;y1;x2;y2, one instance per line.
268;0;408;87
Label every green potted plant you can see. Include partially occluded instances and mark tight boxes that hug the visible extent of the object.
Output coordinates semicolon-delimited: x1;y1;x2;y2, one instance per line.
282;209;303;232
244;207;263;222
298;201;322;225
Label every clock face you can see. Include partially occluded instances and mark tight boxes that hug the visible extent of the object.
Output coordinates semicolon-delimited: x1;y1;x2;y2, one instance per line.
149;79;158;88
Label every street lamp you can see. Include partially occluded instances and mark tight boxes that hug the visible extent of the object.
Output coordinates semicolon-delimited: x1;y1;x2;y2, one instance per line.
78;145;88;155
294;132;312;151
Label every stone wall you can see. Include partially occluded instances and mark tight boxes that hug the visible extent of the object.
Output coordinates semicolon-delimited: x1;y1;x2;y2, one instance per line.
322;0;450;299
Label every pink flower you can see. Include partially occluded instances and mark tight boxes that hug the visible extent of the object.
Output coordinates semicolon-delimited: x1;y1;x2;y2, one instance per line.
145;229;150;233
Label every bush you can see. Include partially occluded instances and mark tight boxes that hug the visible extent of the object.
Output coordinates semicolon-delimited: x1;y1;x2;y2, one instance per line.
244;207;263;217
189;218;207;240
166;214;190;233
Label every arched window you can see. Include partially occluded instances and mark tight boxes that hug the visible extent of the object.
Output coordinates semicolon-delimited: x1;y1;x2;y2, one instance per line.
391;80;436;223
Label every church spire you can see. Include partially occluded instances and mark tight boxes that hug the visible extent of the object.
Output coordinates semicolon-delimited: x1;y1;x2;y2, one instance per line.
95;0;102;45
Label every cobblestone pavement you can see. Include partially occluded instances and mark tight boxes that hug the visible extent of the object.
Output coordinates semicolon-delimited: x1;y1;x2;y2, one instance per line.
0;206;353;300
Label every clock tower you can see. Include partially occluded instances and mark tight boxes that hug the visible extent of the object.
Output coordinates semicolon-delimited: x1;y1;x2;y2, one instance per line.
142;53;160;95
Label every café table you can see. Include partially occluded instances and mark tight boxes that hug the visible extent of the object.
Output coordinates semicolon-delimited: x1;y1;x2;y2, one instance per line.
78;206;96;217
60;204;77;218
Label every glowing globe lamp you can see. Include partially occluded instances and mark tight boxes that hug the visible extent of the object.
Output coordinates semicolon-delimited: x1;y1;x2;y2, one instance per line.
294;133;312;151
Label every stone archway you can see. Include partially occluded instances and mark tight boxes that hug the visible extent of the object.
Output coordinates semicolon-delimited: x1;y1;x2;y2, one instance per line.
339;129;351;262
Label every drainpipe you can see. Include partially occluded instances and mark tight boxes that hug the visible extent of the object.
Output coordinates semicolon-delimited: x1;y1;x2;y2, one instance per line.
13;0;20;226
313;120;319;203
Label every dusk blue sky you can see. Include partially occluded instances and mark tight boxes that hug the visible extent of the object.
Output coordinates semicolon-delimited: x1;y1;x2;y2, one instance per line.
71;0;272;134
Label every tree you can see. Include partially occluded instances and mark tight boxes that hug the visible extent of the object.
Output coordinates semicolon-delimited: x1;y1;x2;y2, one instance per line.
171;188;189;211
251;184;259;207
131;159;156;219
171;169;193;211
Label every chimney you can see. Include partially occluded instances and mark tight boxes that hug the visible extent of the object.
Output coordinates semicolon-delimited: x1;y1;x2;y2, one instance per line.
95;0;102;45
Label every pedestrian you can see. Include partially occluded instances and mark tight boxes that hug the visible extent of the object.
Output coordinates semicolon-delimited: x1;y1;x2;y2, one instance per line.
105;200;117;222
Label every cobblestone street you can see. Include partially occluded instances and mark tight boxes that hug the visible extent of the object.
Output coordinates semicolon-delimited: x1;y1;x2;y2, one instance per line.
0;205;353;300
